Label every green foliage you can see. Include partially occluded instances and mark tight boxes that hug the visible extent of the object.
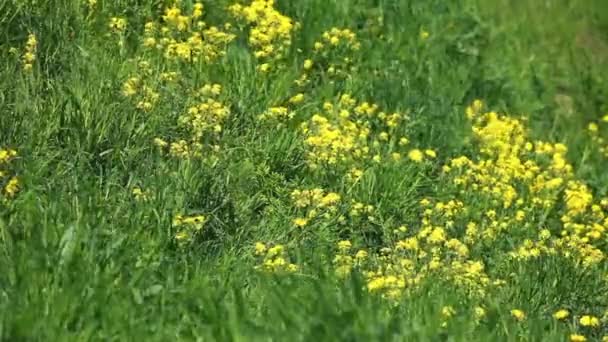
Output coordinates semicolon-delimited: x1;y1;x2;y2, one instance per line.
1;0;608;340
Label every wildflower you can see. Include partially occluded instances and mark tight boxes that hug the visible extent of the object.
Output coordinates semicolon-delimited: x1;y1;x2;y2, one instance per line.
132;187;148;201
193;2;204;18
337;240;352;251
355;250;368;260
588;123;599;133
4;177;19;197
553;309;570;320
511;309;526;321
441;306;455;318
109;17;127;32
254;242;266;255
267;245;284;258
424;149;437;158
230;0;295;61
419;29;430;40
153;138;168;148
408;149;424;162
579;315;600;327
0;149;17;163
303;59;313;70
570;334;587;342
289;93;304;104
293;217;308;227
21;33;37;71
258;63;270;72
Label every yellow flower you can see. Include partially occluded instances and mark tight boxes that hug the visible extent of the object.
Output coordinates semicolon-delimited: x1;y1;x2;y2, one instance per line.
408;149;424;162
337;240;352;251
579;315;600;327
588;122;599;133
193;2;204;18
303;59;313;70
109;17;127;32
424;149;437;158
0;149;17;163
419;29;430;40
254;242;266;255
474;307;486;320
441;306;455;318
293;217;308;227
570;334;587;342
258;63;270;72
131;187;148;201
289;93;304;104
4;177;19;197
175;231;190;241
510;309;526;321
266;245;284;258
553;309;570;320
355;250;368;260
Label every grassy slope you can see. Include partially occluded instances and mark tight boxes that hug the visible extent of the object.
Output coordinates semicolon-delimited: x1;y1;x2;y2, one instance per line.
1;0;607;340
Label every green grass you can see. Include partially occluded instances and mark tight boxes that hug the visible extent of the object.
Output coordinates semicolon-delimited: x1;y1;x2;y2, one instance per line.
1;0;608;340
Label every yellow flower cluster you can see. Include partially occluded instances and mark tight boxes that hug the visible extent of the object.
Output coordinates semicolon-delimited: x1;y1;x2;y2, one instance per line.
254;242;298;273
109;17;127;33
154;83;229;159
293;28;360;87
355;199;493;299
257;106;294;125
97;3;607;332
132;187;150;201
291;188;341;227
588;115;608;158
230;0;296;71
179;84;229;139
559;313;608;341
256;93;306;127
311;28;360;78
173;214;206;245
318;101;608;305
511;309;526;321
300;94;410;170
21;33;37;71
333;240;368;278
140;4;235;63
121;60;161;112
443;101;606;267
0;148;20;201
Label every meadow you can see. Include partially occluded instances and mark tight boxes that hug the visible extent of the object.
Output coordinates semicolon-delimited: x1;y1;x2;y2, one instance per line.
1;0;608;340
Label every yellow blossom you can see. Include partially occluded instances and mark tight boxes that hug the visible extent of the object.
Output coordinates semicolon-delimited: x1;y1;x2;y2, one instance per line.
570;334;587;342
579;315;600;327
408;149;424;162
553;309;570;320
293;217;308;227
511;309;526;321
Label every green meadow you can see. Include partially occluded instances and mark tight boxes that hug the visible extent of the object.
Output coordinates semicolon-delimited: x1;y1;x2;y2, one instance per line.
1;0;608;340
